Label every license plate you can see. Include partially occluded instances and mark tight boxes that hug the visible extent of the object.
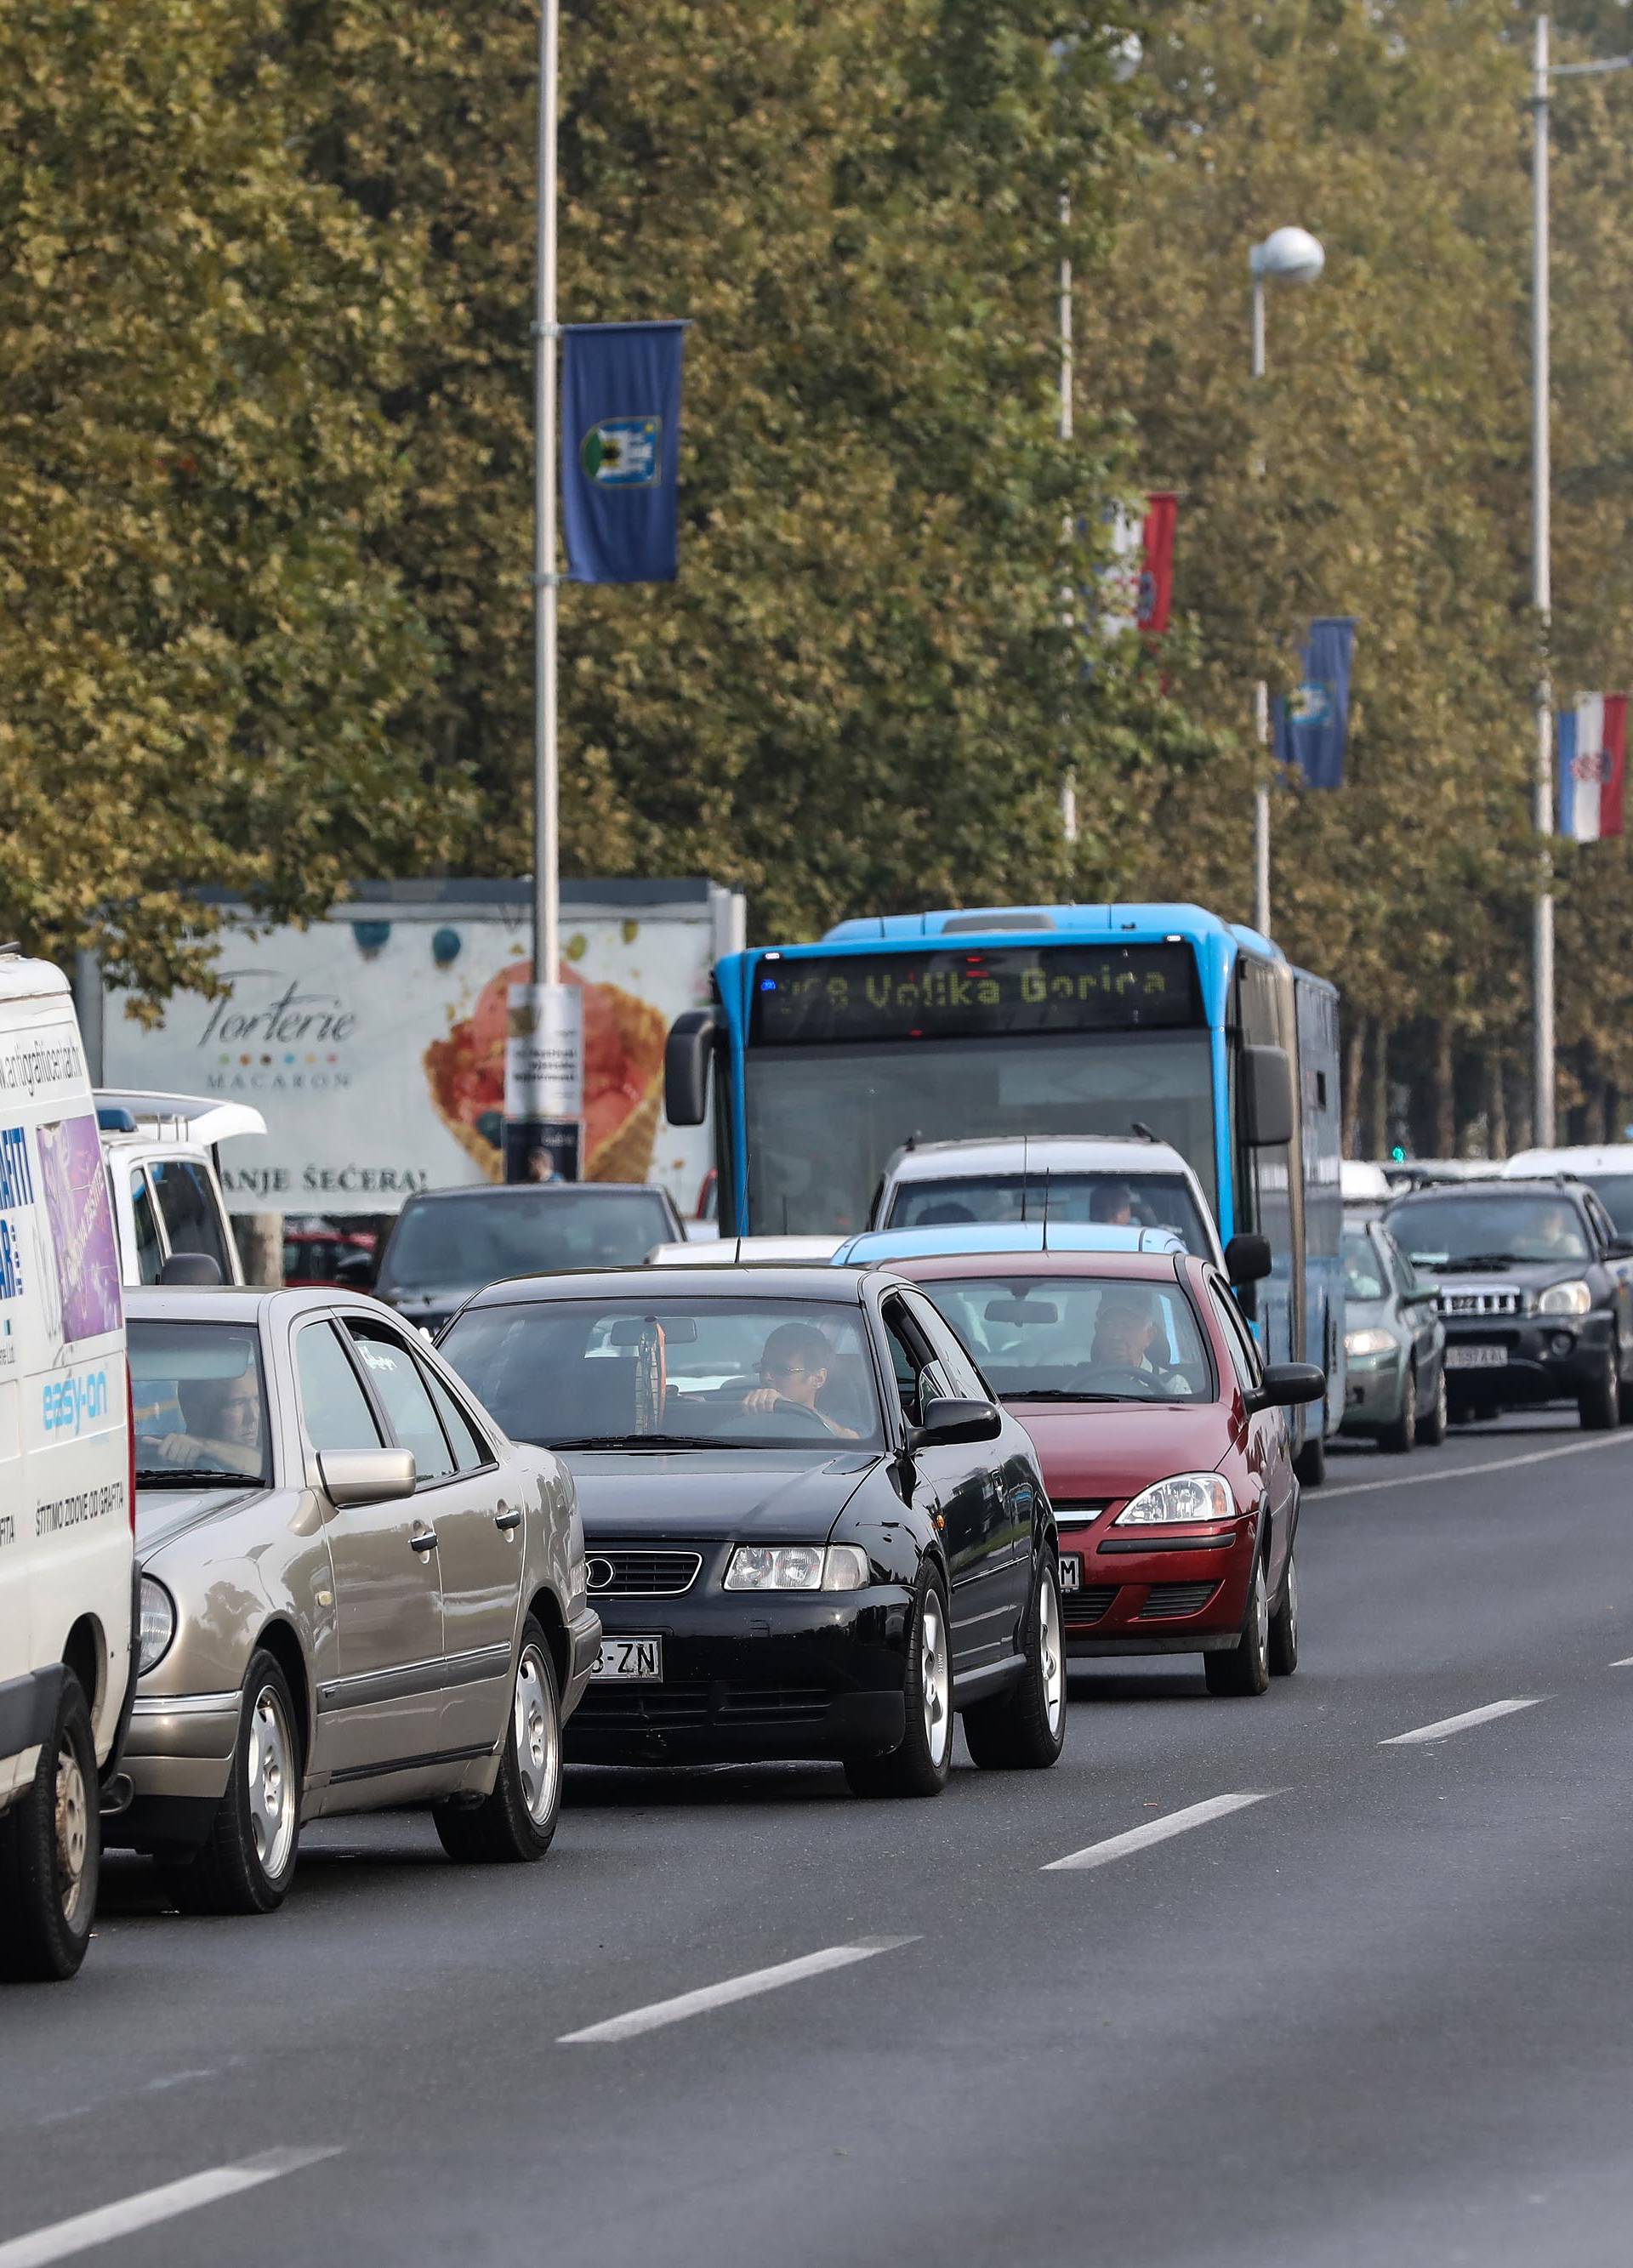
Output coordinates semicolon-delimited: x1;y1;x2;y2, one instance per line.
1059;1554;1082;1594
1445;1344;1507;1371
592;1636;663;1680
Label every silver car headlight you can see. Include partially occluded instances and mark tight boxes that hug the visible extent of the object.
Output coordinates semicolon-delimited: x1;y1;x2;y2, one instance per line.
1537;1278;1591;1317
138;1576;176;1674
1113;1473;1234;1526
724;1543;871;1592
1345;1326;1396;1362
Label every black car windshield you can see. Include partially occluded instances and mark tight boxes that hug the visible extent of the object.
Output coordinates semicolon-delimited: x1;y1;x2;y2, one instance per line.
888;1172;1211;1255
378;1190;673;1295
1390;1195;1590;1266
439;1297;886;1450
916;1275;1214;1403
130;1319;270;1487
1342;1233;1387;1303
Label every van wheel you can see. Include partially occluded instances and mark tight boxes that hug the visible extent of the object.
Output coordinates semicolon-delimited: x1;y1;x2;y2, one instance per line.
0;1675;100;1981
845;1568;951;1799
435;1621;562;1863
167;1652;301;1916
964;1555;1067;1770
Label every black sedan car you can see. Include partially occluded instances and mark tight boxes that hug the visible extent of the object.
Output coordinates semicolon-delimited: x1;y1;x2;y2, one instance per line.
1383;1177;1633;1428
438;1265;1065;1796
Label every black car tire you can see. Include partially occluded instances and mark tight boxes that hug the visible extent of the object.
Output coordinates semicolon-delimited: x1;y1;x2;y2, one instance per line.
164;1651;302;1917
435;1622;562;1865
1380;1362;1418;1455
1418;1362;1448;1446
1579;1344;1620;1433
1204;1555;1272;1697
1292;1430;1326;1487
1618;1361;1633;1426
963;1554;1067;1772
0;1674;100;1982
844;1567;952;1799
1268;1549;1300;1677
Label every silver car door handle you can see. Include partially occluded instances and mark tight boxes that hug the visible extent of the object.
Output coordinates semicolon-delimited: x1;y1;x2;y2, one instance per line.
410;1526;439;1553
494;1506;522;1532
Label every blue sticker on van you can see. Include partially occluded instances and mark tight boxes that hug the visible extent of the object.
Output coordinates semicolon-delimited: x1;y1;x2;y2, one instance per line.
0;1217;21;1300
0;1124;32;1212
42;1369;109;1435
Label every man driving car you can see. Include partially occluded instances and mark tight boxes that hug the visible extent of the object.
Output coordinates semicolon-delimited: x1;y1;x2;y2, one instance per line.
144;1368;265;1478
1082;1293;1188;1396
741;1322;860;1437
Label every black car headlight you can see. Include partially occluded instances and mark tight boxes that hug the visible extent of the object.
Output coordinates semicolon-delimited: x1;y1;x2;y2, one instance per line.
724;1544;870;1592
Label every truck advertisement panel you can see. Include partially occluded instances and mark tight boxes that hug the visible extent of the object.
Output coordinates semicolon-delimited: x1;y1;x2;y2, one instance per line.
97;881;744;1218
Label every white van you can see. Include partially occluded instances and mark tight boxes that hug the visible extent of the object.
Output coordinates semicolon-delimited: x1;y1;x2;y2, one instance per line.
95;1090;265;1287
0;956;134;1981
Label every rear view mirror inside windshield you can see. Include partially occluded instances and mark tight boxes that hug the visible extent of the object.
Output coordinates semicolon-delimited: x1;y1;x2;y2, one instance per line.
608;1315;699;1344
985;1298;1061;1326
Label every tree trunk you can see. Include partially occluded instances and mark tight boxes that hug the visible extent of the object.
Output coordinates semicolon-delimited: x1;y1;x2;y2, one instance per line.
1486;1053;1508;1160
1433;1022;1455;1157
1368;1024;1390;1159
1508;1055;1533;1153
1604;1080;1622;1146
1342;1019;1365;1158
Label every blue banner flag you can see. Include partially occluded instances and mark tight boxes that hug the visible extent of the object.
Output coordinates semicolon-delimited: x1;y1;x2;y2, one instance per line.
1273;617;1356;790
560;321;687;584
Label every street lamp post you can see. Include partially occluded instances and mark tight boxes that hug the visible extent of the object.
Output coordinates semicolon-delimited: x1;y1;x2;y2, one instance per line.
1528;18;1633;1146
1248;225;1324;941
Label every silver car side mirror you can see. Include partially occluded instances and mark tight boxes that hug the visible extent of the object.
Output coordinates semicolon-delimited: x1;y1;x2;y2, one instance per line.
319;1447;417;1507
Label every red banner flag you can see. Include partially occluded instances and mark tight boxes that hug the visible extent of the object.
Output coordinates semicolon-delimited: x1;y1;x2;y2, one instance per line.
1136;492;1178;637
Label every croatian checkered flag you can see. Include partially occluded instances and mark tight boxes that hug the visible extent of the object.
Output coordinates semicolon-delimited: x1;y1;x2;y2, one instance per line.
1557;694;1626;841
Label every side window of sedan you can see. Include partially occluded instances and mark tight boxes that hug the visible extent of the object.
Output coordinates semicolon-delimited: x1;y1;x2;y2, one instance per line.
1207;1282;1262;1397
297;1322;384;1456
880;1299;932;1424
345;1322;456;1484
902;1290;988;1403
418;1357;493;1474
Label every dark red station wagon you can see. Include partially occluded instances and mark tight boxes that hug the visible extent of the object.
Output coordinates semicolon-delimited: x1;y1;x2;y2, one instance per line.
886;1249;1324;1695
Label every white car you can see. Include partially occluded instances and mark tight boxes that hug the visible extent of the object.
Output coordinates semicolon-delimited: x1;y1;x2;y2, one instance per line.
1502;1145;1633;1240
96;1090;265;1288
0;956;135;1981
868;1134;1226;1271
646;1235;845;1266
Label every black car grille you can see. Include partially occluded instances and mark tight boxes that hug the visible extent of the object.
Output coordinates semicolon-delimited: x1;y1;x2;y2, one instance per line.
583;1548;703;1598
1139;1582;1220;1620
1063;1585;1118;1625
573;1683;831;1731
1438;1287;1522;1317
717;1685;830;1725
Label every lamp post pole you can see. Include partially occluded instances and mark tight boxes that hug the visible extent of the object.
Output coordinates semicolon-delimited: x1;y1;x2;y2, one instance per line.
1248;227;1324;940
1059;190;1078;844
532;0;560;997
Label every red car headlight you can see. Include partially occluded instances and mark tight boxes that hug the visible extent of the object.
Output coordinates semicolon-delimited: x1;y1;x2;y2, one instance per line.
1113;1473;1234;1526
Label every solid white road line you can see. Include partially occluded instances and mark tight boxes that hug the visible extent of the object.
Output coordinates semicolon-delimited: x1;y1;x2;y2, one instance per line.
1041;1790;1277;1873
1321;1431;1633;1502
559;1935;919;2044
1613;1658;1633;1668
0;2147;338;2268
1381;1697;1545;1747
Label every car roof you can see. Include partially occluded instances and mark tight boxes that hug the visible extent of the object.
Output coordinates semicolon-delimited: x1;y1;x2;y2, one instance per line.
646;1236;845;1265
883;1134;1192;1179
94;1089;266;1145
875;1248;1192;1284
1385;1175;1581;1203
457;1263;885;1310
1503;1145;1633;1174
834;1224;1187;1264
399;1181;669;1205
123;1284;380;1324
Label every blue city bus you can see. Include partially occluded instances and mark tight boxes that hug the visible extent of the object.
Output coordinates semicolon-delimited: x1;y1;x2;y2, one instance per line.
666;903;1343;1476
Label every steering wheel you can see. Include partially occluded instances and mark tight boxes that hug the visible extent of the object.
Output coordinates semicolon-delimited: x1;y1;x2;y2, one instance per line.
1077;1365;1161;1394
725;1391;835;1438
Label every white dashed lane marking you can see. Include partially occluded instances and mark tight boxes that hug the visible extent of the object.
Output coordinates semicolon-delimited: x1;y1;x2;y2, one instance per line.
0;2148;338;2268
559;1935;919;2043
1380;1697;1545;1747
1041;1791;1278;1873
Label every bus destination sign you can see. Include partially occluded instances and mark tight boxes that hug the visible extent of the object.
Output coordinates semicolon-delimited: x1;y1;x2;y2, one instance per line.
748;943;1203;1046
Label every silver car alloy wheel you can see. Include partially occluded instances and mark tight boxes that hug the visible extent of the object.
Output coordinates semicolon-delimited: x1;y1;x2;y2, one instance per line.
1283;1555;1299;1647
921;1589;951;1769
513;1644;560;1828
1254;1560;1270;1658
247;1683;298;1882
54;1736;90;1930
1040;1568;1065;1737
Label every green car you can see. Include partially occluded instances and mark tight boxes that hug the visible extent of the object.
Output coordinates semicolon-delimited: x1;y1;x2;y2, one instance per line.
1340;1220;1448;1452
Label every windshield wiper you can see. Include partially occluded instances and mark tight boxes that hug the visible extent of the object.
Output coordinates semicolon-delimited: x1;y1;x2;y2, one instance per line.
549;1434;727;1452
1003;1390;1150;1404
135;1467;257;1488
1427;1253;1523;1272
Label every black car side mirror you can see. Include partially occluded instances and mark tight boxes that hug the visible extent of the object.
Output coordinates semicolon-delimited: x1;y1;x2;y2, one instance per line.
1607;1236;1633;1259
906;1396;1002;1452
1249;1362;1326;1413
1224;1232;1272;1285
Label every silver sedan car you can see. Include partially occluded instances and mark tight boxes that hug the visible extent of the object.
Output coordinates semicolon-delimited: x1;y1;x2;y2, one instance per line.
109;1286;600;1913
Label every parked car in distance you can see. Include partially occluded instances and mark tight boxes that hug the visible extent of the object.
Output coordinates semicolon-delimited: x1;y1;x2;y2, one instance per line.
1;956;135;1981
1501;1145;1633;1237
1340;1159;1395;1213
438;1265;1067;1795
282;1219;378;1288
96;1090;265;1290
1340;1221;1448;1452
868;1134;1226;1270
883;1248;1323;1696
114;1285;600;1911
359;1180;686;1334
1383;1177;1633;1429
647;1235;845;1266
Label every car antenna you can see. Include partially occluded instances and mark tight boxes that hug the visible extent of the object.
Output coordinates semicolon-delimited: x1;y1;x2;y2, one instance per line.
1041;1169;1051;1253
1131;1119;1157;1143
1021;1133;1030;1225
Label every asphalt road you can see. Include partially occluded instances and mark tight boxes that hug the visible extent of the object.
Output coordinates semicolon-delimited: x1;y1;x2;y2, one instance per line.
7;1407;1633;2268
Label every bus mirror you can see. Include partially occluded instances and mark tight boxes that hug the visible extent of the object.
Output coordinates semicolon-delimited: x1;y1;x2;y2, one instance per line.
1242;1044;1294;1148
1224;1232;1272;1285
665;1009;721;1128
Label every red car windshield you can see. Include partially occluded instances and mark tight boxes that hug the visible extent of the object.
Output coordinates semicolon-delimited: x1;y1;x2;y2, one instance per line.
921;1275;1215;1404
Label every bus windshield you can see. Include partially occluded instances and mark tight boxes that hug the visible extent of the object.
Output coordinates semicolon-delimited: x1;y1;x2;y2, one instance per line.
744;1031;1216;1234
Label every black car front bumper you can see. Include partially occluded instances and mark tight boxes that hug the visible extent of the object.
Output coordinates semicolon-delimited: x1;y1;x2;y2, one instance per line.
1442;1311;1615;1407
566;1587;914;1765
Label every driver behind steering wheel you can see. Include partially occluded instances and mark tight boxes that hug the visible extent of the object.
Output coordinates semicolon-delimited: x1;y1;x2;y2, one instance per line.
741;1322;860;1438
1079;1293;1188;1398
145;1370;265;1477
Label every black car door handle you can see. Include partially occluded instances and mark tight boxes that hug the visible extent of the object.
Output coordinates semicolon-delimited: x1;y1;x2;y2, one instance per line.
494;1507;522;1532
410;1526;439;1553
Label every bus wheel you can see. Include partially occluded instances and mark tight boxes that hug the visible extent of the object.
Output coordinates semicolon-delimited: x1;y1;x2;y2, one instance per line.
1293;1430;1325;1487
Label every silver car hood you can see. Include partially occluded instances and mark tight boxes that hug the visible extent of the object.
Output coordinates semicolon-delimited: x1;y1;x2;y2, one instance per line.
136;1482;271;1555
